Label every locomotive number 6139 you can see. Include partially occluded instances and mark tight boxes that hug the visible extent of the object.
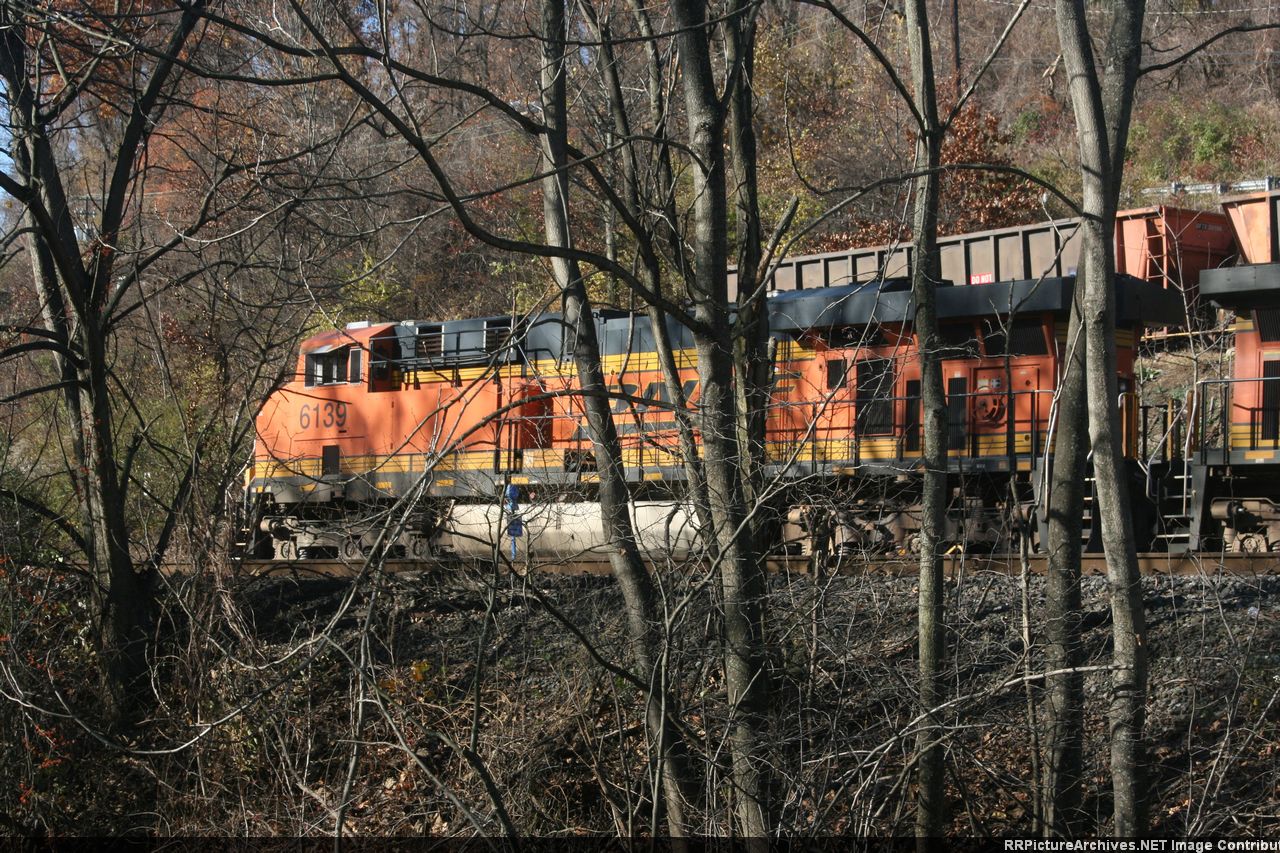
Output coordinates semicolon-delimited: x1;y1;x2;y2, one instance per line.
299;401;347;430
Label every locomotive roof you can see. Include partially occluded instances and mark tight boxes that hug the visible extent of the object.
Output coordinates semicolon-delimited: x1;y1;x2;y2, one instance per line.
299;323;394;353
768;275;1184;332
305;273;1183;364
1200;263;1280;309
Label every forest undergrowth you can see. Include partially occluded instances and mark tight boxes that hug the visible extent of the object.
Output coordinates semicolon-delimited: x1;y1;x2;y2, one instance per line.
2;563;1275;836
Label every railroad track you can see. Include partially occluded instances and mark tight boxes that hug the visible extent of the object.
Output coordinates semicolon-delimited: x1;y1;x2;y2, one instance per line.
234;551;1280;579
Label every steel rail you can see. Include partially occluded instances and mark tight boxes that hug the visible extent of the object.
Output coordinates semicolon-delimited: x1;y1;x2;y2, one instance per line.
230;551;1279;579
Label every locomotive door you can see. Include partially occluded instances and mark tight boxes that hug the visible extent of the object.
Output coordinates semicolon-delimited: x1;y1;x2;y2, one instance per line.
821;356;854;462
971;364;1040;458
767;358;804;467
854;357;896;465
1262;359;1280;445
904;376;922;454
944;367;969;453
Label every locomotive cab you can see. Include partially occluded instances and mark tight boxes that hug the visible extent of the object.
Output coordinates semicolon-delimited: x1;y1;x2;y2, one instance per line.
247;313;550;560
246;322;389;558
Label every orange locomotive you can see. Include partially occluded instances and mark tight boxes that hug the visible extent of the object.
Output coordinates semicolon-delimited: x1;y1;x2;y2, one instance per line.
244;273;1182;561
1184;189;1280;552
247;316;553;559
762;276;1177;554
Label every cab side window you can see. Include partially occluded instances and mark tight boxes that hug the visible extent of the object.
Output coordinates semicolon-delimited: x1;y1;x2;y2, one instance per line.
305;347;362;386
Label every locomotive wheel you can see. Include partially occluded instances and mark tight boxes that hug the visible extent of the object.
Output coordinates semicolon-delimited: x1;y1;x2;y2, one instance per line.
277;540;298;561
1239;533;1268;554
408;538;431;560
340;538;364;561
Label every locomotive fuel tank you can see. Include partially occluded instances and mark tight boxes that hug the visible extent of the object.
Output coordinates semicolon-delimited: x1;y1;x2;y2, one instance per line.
443;499;700;561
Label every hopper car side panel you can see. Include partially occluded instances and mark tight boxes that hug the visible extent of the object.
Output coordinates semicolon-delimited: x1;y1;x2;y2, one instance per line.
732;205;1234;313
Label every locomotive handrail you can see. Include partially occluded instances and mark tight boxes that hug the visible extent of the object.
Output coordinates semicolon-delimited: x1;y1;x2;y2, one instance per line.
1195;377;1280;456
1137;400;1189;464
758;387;1054;467
1195;376;1280;386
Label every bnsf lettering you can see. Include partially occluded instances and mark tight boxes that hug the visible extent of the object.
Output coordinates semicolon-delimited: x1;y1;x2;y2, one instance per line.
608;379;700;412
639;381;670;410
609;383;639;412
568;379;703;439
298;401;347;430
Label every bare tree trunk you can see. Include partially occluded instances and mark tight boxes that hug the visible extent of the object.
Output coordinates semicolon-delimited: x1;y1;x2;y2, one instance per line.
726;0;772;551
1054;0;1149;833
1081;209;1149;838
903;0;949;838
626;1;716;537
1043;284;1088;836
670;0;773;834
80;327;154;719
585;6;713;538
538;0;692;834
